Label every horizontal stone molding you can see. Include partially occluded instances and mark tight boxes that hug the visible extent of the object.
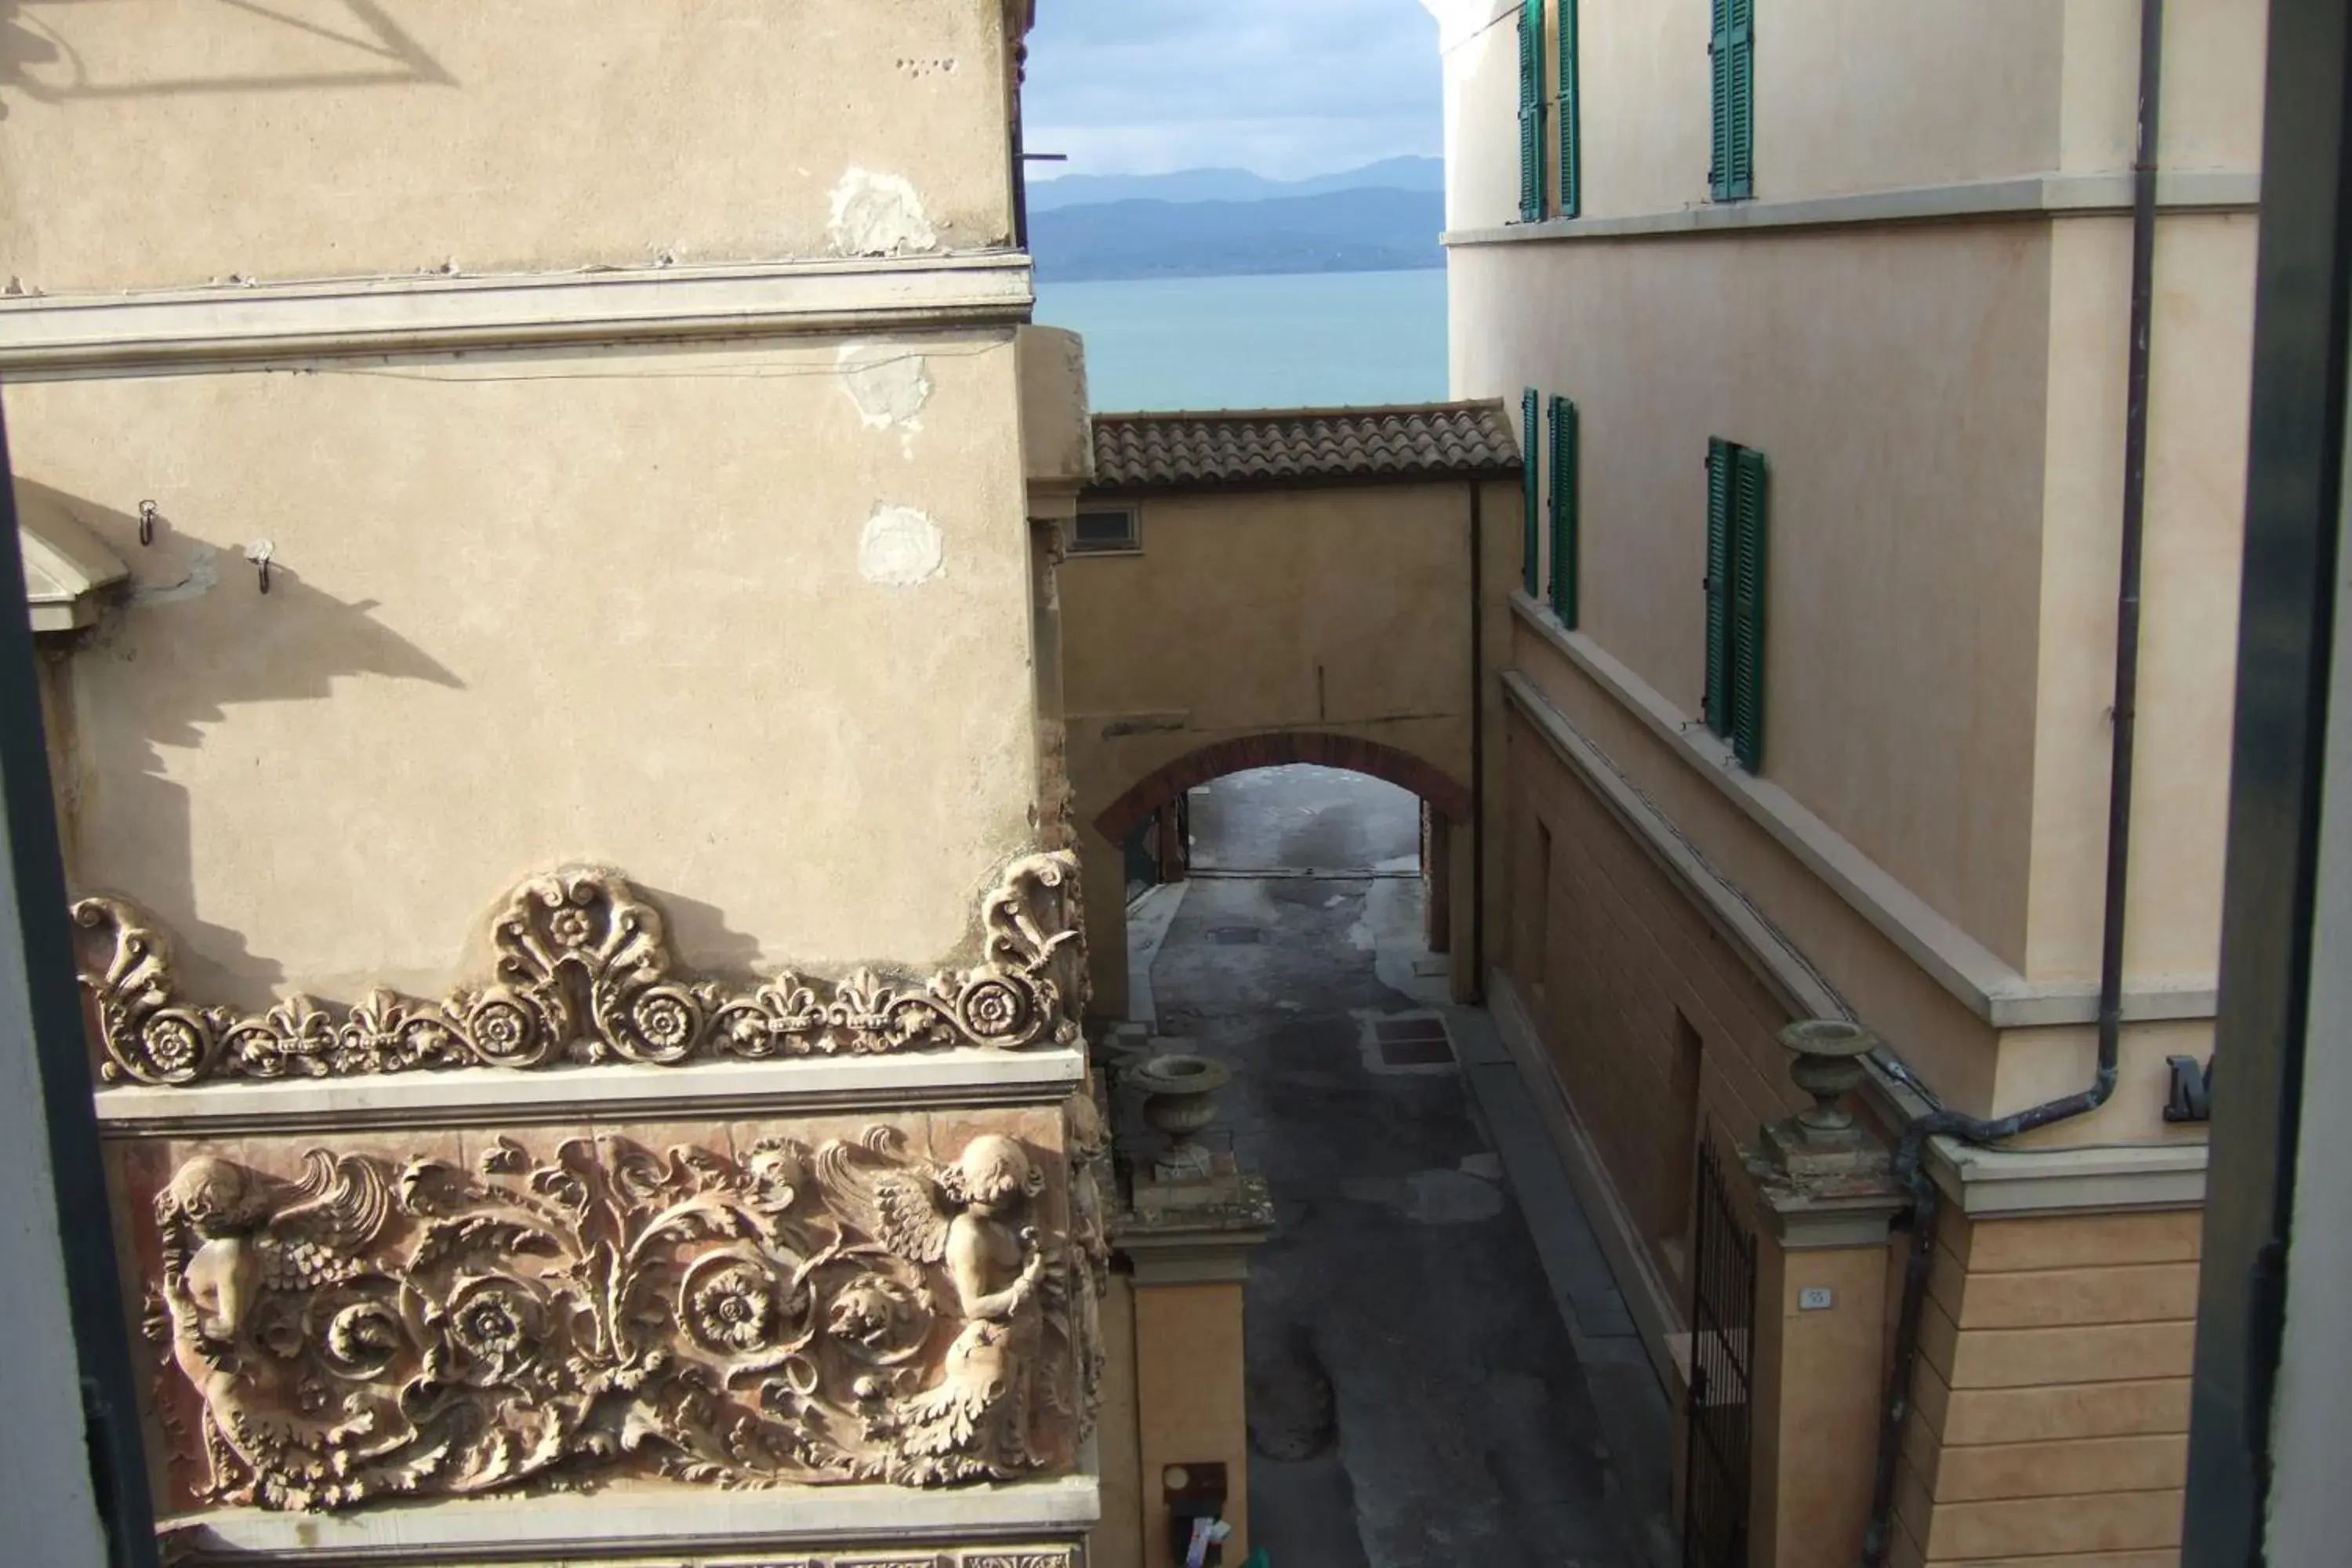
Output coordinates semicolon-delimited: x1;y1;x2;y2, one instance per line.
1445;169;2261;248
74;855;1084;1087
0;252;1033;376
93;1046;1089;1134
162;1473;1099;1564
1510;597;2219;1029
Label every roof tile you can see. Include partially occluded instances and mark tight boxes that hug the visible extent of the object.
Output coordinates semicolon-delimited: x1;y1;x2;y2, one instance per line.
1087;401;1523;493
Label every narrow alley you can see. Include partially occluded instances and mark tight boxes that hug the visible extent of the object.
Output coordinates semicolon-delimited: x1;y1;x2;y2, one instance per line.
1133;767;1657;1568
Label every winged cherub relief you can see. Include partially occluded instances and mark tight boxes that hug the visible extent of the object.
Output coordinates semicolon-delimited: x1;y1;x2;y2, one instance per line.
823;1131;1079;1483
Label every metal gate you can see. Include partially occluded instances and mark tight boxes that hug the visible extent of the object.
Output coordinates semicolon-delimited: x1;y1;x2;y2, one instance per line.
1682;1135;1756;1568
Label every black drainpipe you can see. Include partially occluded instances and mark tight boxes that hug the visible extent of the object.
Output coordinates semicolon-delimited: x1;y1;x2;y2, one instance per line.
1860;2;2165;1562
1469;478;1489;1000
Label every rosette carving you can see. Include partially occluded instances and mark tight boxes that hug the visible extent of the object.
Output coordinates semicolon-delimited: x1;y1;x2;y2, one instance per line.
146;1128;1098;1511
73;854;1083;1085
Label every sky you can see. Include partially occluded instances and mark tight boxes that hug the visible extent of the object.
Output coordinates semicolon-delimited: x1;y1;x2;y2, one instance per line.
1022;0;1442;182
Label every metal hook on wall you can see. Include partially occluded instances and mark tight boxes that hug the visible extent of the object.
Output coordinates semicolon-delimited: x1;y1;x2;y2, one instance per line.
137;500;158;546
242;539;274;595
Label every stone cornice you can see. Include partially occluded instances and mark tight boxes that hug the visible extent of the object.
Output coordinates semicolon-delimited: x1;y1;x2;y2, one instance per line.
92;1044;1089;1134
1446;169;2260;247
0;252;1033;376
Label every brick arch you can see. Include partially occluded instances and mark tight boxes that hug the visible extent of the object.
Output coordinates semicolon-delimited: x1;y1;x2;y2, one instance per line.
1093;731;1473;844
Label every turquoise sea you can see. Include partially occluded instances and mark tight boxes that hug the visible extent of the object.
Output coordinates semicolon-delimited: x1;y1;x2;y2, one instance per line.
1033;268;1447;414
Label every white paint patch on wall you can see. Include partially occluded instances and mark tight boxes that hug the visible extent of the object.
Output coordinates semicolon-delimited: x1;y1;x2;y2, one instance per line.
828;169;938;257
858;505;945;586
837;342;933;432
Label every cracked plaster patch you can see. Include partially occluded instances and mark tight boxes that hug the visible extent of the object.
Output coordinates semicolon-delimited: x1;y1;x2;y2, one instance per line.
829;169;939;257
858;505;945;586
838;342;933;431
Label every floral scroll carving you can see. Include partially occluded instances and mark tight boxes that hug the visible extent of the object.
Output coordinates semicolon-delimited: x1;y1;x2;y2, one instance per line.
147;1128;1097;1511
74;854;1083;1085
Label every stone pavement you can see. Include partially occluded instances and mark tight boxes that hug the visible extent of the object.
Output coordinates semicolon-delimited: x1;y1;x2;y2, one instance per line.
1142;767;1668;1568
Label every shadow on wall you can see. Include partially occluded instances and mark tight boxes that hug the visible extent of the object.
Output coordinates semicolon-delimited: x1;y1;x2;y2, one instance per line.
21;481;465;1000
0;0;450;119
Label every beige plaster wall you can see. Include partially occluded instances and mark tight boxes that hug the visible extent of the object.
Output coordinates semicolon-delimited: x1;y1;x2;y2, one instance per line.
2060;0;2269;174
0;0;1017;292
2024;213;2257;984
1061;481;1490;832
1505;630;2005;1119
1457;226;2054;968
1059;478;1512;1011
1440;1;2070;226
1432;0;1526;232
6;331;1040;1008
1131;1282;1250;1568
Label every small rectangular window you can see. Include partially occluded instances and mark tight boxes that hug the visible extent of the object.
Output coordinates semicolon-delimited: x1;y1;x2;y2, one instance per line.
1069;506;1140;554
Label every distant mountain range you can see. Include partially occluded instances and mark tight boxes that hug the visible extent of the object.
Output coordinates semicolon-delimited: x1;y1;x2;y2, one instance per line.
1025;158;1446;284
1025;156;1443;212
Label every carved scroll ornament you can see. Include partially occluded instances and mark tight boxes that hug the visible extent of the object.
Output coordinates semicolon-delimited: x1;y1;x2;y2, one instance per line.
147;1128;1097;1511
74;854;1083;1085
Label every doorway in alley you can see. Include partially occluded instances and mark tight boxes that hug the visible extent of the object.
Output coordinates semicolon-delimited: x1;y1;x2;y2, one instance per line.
1129;764;1656;1568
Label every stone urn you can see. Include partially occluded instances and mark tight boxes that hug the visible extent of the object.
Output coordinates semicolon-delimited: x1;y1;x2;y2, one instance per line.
1131;1052;1231;1183
1777;1018;1880;1139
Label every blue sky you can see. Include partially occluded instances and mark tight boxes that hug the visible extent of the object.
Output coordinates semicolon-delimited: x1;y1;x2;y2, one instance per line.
1022;0;1441;181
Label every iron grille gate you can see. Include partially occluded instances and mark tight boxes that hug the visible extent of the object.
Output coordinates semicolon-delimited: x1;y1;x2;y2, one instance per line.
1682;1136;1756;1568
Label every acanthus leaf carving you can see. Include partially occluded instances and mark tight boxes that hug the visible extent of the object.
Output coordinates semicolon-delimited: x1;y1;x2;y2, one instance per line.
151;1127;1102;1511
74;854;1083;1086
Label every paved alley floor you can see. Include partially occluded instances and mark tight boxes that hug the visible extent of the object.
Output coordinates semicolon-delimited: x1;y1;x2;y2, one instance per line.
1150;768;1647;1568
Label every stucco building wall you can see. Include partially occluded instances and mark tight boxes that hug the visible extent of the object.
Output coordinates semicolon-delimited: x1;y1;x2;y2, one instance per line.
11;339;1037;1008
0;0;1019;292
1440;0;2256;1561
1060;475;1519;1014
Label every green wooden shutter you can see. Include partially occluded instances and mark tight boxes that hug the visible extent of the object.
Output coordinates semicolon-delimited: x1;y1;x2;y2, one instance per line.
1548;395;1578;626
1522;388;1543;595
1557;0;1581;218
1710;0;1755;201
1729;445;1769;769
1704;437;1733;735
1519;0;1546;220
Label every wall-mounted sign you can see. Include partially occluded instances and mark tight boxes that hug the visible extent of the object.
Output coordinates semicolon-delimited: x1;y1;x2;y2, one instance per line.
2165;1054;2214;1123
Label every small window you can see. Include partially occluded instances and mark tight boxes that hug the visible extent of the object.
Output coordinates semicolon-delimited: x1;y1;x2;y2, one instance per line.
1069;506;1140;554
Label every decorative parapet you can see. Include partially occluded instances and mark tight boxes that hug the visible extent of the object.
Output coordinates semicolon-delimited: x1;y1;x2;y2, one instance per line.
129;1110;1105;1513
74;855;1083;1087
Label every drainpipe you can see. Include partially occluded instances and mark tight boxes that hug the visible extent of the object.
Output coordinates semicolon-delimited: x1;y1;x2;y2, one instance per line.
1469;478;1488;1000
1860;3;2165;1563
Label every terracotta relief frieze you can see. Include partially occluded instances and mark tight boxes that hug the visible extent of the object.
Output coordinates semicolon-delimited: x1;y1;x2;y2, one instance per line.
140;1120;1099;1512
74;854;1083;1086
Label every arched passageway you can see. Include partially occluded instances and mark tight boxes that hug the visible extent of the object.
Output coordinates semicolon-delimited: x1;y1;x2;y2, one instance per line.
1082;733;1479;1015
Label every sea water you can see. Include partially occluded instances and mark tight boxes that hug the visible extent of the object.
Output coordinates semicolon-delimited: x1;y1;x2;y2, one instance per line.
1034;268;1447;413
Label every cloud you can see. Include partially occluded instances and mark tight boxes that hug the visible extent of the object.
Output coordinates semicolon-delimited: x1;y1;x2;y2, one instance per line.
1022;0;1441;180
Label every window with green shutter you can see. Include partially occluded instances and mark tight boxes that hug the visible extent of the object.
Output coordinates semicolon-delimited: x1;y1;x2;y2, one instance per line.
1548;395;1578;626
1518;0;1547;220
1709;0;1754;201
1522;388;1542;595
1557;0;1581;218
1704;438;1768;769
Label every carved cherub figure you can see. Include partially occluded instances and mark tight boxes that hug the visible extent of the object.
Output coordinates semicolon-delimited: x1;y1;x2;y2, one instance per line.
818;1129;1057;1481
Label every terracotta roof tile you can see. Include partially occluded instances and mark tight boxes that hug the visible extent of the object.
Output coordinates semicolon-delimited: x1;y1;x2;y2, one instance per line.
1087;401;1523;493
